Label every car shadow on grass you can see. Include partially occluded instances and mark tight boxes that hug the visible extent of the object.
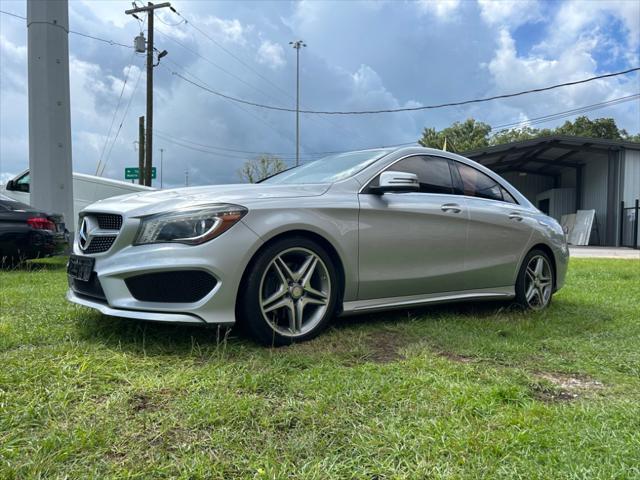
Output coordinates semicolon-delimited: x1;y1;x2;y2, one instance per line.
72;298;545;361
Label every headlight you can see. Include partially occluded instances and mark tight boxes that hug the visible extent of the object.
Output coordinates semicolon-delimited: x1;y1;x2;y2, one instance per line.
134;204;247;246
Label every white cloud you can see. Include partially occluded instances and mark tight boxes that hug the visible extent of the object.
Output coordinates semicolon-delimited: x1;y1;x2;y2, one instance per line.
477;0;542;28
0;34;26;62
535;0;639;59
417;0;462;19
483;28;638;130
202;16;249;45
256;40;285;69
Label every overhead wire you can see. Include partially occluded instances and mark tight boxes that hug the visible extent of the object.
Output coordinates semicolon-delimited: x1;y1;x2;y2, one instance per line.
98;58;145;176
95;49;141;175
169;66;640;115
1;9;133;48
152;93;639;158
169;5;370;142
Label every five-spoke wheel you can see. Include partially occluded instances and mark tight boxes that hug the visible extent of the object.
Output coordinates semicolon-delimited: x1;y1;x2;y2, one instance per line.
238;237;338;345
516;249;555;310
259;247;331;337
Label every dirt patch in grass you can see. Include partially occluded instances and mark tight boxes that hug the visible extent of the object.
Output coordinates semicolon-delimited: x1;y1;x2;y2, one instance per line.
532;372;604;402
438;351;476;363
129;388;174;413
363;330;409;364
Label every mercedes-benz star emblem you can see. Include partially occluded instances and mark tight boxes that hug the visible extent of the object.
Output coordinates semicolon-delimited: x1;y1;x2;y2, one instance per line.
79;218;90;251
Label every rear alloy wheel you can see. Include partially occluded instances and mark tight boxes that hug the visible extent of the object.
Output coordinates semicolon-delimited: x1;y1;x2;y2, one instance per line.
516;249;554;310
239;237;338;346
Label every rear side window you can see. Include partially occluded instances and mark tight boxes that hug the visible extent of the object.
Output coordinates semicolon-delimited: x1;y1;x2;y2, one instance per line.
455;162;505;202
381;156;454;194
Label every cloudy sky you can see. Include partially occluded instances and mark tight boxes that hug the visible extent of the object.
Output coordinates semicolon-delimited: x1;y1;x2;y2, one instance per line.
1;0;638;188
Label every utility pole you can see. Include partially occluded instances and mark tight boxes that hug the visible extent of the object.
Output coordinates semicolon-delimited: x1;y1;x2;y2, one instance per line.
125;2;171;187
138;116;145;185
160;148;164;189
289;40;306;166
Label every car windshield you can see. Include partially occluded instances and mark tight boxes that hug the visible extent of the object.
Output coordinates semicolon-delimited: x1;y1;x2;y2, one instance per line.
262;149;393;185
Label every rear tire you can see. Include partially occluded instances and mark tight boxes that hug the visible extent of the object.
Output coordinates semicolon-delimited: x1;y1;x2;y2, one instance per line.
515;249;555;310
238;236;339;346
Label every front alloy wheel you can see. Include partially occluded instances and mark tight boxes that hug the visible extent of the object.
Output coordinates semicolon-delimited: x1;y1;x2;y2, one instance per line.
239;237;338;346
260;247;331;337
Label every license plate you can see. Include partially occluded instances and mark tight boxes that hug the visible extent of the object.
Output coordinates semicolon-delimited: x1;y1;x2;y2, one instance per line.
67;254;95;281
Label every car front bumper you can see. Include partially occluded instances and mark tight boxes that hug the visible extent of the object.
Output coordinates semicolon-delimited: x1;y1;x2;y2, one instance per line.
67;220;262;325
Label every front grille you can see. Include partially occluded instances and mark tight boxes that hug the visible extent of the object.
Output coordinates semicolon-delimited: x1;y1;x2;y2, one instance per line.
69;273;106;301
85;236;116;254
125;271;217;303
95;214;123;231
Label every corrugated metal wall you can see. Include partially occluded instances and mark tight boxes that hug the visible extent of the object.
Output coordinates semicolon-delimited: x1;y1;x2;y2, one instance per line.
623;149;640;205
580;157;608;246
502;172;554;202
622;149;640;247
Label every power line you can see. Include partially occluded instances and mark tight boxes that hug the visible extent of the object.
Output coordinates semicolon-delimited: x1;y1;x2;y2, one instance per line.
1;9;134;48
168;6;370;144
95;50;140;175
156;59;310;153
152;93;638;158
491;93;640;131
170;67;640;115
98;60;145;176
154;27;287;107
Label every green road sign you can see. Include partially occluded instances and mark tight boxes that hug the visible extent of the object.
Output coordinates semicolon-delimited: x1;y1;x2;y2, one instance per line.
125;167;156;180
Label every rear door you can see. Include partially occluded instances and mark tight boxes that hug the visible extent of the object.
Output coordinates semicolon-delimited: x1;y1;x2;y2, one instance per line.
451;161;534;290
358;155;469;300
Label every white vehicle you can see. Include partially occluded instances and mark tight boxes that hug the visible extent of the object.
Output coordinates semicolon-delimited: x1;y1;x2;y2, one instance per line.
2;170;154;227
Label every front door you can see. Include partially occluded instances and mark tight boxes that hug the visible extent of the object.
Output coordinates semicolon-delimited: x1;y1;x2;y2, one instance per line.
358;155;469;300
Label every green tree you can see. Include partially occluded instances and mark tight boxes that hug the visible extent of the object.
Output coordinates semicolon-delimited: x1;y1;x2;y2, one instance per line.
238;155;287;183
419;116;639;152
554;116;624;139
489;126;553;145
419;118;491;153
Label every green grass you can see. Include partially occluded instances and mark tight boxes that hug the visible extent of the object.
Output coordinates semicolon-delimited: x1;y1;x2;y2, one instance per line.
1;257;639;479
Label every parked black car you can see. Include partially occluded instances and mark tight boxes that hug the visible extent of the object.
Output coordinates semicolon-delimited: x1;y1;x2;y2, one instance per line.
0;194;68;264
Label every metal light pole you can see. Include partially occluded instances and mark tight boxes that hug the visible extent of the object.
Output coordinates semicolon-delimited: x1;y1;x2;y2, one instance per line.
289;40;306;166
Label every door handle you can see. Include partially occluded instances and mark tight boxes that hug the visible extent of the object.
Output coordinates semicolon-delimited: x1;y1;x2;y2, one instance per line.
508;212;524;221
441;203;462;214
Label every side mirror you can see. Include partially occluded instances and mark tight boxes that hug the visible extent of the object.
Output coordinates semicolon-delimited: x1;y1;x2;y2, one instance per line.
371;171;419;194
5;180;15;191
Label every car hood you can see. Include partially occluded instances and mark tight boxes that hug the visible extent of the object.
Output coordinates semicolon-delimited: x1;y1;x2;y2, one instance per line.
85;183;331;216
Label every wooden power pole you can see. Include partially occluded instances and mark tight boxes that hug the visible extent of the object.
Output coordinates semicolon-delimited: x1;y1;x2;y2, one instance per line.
125;2;171;187
138;116;145;185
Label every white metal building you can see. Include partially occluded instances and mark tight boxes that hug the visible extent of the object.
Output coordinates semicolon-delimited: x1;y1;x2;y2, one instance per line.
465;136;640;248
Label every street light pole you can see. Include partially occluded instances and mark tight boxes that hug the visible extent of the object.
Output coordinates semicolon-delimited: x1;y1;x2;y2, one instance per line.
289;40;306;166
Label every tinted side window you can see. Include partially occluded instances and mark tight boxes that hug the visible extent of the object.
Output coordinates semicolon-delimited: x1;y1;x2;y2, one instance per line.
456;163;503;201
500;186;517;204
11;173;30;193
383;156;454;194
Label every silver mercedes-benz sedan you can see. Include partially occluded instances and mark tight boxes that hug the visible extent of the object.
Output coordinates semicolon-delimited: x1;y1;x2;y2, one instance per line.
67;147;569;345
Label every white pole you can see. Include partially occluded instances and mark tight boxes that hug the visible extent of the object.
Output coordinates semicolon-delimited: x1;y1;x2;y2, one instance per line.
27;0;74;234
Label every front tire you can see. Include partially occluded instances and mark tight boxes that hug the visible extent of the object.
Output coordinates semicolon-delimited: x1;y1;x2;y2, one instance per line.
238;236;339;346
515;249;555;310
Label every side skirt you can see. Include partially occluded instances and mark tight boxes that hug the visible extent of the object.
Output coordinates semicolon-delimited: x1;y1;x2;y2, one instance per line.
340;286;515;316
